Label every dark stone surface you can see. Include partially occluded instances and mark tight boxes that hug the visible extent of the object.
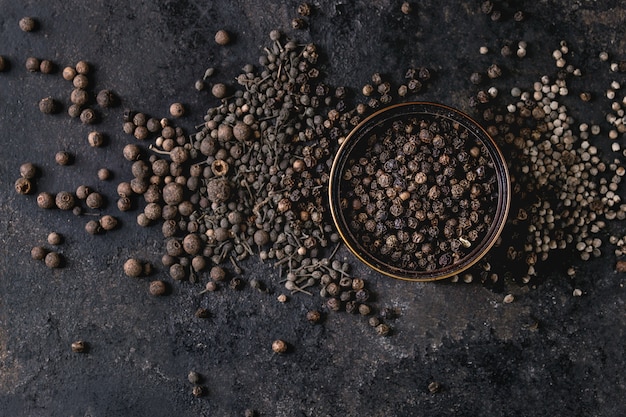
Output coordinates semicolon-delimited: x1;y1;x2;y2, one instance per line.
1;1;625;416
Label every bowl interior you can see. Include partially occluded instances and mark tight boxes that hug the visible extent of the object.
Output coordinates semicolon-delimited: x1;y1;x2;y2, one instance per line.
329;102;510;281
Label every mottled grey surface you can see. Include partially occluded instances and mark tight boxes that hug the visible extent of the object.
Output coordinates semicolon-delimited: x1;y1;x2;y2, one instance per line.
1;1;625;416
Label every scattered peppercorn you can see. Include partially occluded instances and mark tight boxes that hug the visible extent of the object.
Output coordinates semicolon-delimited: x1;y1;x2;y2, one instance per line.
97;168;111;181
124;258;144;277
149;280;167;296
31;246;48;260
80;108;97;124
84;219;102;235
169;102;185;117
271;339;288;353
39;97;57;114
14;177;32;195
44;251;63;268
401;2;413;14
214;29;230;45
306;310;322;323
96;89;116;107
75;60;90;75
25;57;40;72
71;340;87;353
62;66;76;81
39;59;54;74
0;55;7;71
37;192;55;209
19;17;37;32
47;232;63;245
99;215;118;231
55;151;72;165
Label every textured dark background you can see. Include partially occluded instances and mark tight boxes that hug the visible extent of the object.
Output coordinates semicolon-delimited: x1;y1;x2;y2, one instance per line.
1;1;625;416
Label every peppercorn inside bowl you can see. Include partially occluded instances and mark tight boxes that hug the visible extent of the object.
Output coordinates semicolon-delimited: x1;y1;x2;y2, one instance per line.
329;102;510;281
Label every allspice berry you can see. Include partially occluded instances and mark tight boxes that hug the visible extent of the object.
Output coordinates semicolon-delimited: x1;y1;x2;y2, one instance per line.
96;89;116;108
14;177;32;195
39;59;54;74
306;310;322;323
182;233;203;255
123;258;143;277
55;191;75;210
31;246;48;260
75;60;90;75
19;17;37;32
85;192;104;209
149;280;167;296
39;97;57;114
169;102;185;117
37;192;55;209
122;144;141;161
99;215;118;231
0;55;7;72
97;168;111;181
71;340;87;353
73;74;89;89
211;83;227;99
20;162;37;179
62;66;76;81
214;29;230;45
209;266;226;281
44;251;63;268
88;131;105;147
47;232;63;245
85;219;102;235
271;339;288;354
55;151;72;165
80;108;97;124
25;57;40;72
70;88;89;105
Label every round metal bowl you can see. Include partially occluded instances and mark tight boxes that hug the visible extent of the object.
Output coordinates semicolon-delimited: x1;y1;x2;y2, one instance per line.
329;102;510;281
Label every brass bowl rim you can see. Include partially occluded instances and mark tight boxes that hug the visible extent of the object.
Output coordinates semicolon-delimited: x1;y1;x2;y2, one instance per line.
328;101;511;282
